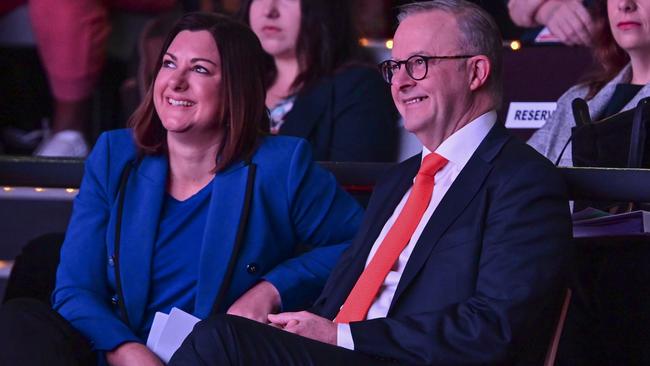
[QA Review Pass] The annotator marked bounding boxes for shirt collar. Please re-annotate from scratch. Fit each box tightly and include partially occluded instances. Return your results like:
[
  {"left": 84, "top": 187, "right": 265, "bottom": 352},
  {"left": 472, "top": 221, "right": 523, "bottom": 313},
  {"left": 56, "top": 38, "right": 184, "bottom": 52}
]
[{"left": 422, "top": 110, "right": 497, "bottom": 168}]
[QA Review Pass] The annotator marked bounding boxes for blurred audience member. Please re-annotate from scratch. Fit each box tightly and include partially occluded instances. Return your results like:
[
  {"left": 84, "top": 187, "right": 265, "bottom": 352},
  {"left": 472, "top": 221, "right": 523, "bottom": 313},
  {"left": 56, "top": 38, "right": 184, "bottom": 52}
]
[
  {"left": 0, "top": 12, "right": 361, "bottom": 365},
  {"left": 529, "top": 0, "right": 650, "bottom": 166},
  {"left": 0, "top": 0, "right": 178, "bottom": 157},
  {"left": 240, "top": 0, "right": 398, "bottom": 162},
  {"left": 530, "top": 3, "right": 650, "bottom": 362},
  {"left": 508, "top": 0, "right": 596, "bottom": 45}
]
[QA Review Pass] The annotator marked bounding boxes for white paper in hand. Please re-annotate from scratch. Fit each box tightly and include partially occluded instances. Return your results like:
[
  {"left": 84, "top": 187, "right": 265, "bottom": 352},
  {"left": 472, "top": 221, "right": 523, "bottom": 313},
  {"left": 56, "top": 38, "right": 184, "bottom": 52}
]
[
  {"left": 150, "top": 308, "right": 200, "bottom": 363},
  {"left": 146, "top": 312, "right": 169, "bottom": 350}
]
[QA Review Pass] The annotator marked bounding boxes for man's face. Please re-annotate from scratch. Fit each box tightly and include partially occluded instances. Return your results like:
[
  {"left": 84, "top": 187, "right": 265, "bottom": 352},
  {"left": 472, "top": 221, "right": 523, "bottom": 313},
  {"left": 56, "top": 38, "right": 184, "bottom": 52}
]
[{"left": 391, "top": 11, "right": 473, "bottom": 148}]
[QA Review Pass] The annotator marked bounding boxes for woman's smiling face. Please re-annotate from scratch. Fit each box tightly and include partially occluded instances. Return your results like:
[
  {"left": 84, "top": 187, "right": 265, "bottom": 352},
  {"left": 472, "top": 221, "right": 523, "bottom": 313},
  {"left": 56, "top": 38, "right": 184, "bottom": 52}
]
[{"left": 153, "top": 30, "right": 223, "bottom": 136}]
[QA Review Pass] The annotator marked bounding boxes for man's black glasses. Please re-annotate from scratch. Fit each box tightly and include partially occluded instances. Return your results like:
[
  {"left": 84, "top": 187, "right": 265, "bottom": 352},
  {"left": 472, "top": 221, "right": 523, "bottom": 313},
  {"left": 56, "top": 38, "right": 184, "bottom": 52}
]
[{"left": 378, "top": 54, "right": 475, "bottom": 84}]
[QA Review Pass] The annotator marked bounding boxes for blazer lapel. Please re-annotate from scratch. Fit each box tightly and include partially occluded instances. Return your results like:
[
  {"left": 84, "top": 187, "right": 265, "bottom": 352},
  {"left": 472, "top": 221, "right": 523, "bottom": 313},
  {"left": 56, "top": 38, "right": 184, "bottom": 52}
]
[
  {"left": 389, "top": 125, "right": 510, "bottom": 310},
  {"left": 280, "top": 78, "right": 333, "bottom": 139},
  {"left": 194, "top": 161, "right": 249, "bottom": 317},
  {"left": 119, "top": 155, "right": 167, "bottom": 330}
]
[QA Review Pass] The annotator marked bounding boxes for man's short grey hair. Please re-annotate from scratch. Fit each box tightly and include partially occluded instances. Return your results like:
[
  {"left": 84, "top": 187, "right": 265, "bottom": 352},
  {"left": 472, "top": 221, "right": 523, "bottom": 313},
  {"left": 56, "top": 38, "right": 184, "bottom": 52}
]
[{"left": 397, "top": 0, "right": 503, "bottom": 106}]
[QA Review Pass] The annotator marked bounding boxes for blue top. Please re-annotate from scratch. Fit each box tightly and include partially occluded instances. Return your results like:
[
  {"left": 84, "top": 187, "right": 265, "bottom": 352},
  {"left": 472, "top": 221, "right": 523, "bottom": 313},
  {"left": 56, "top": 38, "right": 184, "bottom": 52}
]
[
  {"left": 53, "top": 130, "right": 363, "bottom": 351},
  {"left": 138, "top": 183, "right": 212, "bottom": 339}
]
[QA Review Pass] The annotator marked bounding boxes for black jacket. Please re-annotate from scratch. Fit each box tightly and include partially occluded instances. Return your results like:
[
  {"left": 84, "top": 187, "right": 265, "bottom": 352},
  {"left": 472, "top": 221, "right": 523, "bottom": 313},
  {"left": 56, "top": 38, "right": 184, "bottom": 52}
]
[{"left": 279, "top": 65, "right": 398, "bottom": 162}]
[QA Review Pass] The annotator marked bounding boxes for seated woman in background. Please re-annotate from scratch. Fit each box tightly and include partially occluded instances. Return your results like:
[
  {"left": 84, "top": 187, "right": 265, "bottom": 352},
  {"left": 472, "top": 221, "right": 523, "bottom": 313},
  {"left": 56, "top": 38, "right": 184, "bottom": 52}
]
[
  {"left": 0, "top": 12, "right": 362, "bottom": 366},
  {"left": 529, "top": 0, "right": 650, "bottom": 166},
  {"left": 529, "top": 2, "right": 650, "bottom": 365},
  {"left": 240, "top": 0, "right": 398, "bottom": 162}
]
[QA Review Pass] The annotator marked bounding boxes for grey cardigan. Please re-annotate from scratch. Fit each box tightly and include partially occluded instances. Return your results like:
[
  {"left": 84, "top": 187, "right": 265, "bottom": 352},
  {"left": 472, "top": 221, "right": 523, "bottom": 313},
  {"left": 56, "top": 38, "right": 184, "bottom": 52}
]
[{"left": 528, "top": 64, "right": 650, "bottom": 167}]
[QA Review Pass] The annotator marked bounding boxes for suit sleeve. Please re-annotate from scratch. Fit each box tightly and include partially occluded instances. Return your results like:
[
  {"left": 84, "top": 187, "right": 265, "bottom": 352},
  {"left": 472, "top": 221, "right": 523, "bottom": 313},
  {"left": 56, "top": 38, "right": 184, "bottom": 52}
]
[
  {"left": 52, "top": 133, "right": 140, "bottom": 351},
  {"left": 328, "top": 67, "right": 398, "bottom": 162},
  {"left": 263, "top": 140, "right": 364, "bottom": 310},
  {"left": 348, "top": 158, "right": 573, "bottom": 365}
]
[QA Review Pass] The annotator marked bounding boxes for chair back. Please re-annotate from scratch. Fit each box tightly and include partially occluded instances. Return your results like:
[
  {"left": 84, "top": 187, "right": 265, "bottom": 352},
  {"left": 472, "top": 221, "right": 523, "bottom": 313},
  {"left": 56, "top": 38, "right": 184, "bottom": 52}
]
[{"left": 543, "top": 288, "right": 572, "bottom": 366}]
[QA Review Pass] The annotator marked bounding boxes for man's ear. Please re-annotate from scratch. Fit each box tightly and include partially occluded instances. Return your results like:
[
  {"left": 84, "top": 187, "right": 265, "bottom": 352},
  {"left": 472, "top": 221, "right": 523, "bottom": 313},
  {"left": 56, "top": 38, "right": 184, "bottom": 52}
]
[{"left": 467, "top": 55, "right": 490, "bottom": 91}]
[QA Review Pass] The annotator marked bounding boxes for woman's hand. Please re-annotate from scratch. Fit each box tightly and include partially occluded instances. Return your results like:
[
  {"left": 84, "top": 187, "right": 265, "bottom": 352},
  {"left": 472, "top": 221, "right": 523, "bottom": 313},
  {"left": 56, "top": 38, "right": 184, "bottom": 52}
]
[
  {"left": 227, "top": 280, "right": 281, "bottom": 323},
  {"left": 106, "top": 342, "right": 163, "bottom": 366},
  {"left": 536, "top": 0, "right": 594, "bottom": 46}
]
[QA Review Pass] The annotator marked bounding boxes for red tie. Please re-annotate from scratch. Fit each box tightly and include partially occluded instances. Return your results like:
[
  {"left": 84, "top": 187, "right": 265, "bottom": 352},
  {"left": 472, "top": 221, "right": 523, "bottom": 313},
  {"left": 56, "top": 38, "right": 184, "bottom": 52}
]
[{"left": 335, "top": 153, "right": 448, "bottom": 323}]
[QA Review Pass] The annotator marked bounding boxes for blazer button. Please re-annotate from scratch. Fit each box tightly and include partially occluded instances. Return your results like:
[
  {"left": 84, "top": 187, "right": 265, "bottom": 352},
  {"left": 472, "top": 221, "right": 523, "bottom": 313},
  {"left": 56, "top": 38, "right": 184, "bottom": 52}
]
[
  {"left": 111, "top": 295, "right": 119, "bottom": 305},
  {"left": 245, "top": 263, "right": 258, "bottom": 274},
  {"left": 108, "top": 257, "right": 115, "bottom": 267}
]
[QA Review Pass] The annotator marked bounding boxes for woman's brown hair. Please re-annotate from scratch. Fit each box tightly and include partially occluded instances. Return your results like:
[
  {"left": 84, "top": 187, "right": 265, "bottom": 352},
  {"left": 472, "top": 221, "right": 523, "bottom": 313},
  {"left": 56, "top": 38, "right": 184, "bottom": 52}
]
[
  {"left": 583, "top": 0, "right": 630, "bottom": 99},
  {"left": 129, "top": 12, "right": 272, "bottom": 172},
  {"left": 238, "top": 0, "right": 360, "bottom": 93}
]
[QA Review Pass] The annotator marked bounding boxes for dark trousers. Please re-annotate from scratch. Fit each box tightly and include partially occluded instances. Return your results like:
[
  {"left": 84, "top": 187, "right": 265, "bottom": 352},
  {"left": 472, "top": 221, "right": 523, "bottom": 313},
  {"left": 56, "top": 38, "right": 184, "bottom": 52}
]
[
  {"left": 169, "top": 314, "right": 398, "bottom": 366},
  {"left": 0, "top": 298, "right": 96, "bottom": 366},
  {"left": 3, "top": 232, "right": 64, "bottom": 304}
]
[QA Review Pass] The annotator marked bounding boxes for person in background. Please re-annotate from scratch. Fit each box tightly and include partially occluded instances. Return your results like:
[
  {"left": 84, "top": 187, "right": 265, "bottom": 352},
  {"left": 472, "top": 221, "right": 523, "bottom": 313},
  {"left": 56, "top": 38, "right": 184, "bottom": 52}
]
[
  {"left": 240, "top": 0, "right": 398, "bottom": 162},
  {"left": 0, "top": 0, "right": 181, "bottom": 157},
  {"left": 0, "top": 12, "right": 362, "bottom": 366},
  {"left": 169, "top": 1, "right": 572, "bottom": 365},
  {"left": 529, "top": 0, "right": 650, "bottom": 166},
  {"left": 529, "top": 1, "right": 650, "bottom": 364},
  {"left": 508, "top": 0, "right": 596, "bottom": 45}
]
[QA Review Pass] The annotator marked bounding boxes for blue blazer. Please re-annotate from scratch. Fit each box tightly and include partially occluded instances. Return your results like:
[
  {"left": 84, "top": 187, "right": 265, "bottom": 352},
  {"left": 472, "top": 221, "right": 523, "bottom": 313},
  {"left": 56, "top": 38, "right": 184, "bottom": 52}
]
[
  {"left": 312, "top": 124, "right": 574, "bottom": 365},
  {"left": 53, "top": 129, "right": 363, "bottom": 351}
]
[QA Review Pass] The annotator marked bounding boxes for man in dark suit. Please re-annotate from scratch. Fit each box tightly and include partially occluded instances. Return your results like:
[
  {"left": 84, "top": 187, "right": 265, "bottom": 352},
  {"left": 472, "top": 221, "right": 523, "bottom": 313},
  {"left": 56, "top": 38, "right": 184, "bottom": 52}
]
[{"left": 170, "top": 1, "right": 572, "bottom": 365}]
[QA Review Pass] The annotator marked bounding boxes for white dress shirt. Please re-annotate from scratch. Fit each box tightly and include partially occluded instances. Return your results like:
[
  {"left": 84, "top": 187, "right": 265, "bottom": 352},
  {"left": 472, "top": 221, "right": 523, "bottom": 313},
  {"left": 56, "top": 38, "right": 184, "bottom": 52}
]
[{"left": 337, "top": 110, "right": 497, "bottom": 349}]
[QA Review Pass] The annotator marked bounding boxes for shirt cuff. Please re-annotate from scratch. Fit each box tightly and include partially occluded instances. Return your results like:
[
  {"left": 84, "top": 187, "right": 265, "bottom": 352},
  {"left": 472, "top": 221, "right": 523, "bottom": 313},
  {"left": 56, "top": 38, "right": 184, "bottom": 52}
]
[{"left": 336, "top": 323, "right": 355, "bottom": 350}]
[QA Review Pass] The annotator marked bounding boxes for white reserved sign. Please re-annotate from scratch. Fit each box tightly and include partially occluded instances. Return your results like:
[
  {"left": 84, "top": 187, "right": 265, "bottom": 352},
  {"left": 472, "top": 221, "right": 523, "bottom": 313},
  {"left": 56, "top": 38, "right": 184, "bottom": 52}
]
[{"left": 505, "top": 102, "right": 557, "bottom": 129}]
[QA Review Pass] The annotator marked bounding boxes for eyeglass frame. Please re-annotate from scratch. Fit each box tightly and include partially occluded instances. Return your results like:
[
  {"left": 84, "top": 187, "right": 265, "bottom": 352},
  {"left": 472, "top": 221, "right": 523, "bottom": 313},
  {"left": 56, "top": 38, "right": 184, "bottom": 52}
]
[{"left": 378, "top": 54, "right": 476, "bottom": 84}]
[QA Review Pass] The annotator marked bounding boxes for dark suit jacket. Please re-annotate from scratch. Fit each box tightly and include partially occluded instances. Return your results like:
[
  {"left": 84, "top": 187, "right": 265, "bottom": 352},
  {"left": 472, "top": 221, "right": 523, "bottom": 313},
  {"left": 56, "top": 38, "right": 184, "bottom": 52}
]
[
  {"left": 312, "top": 123, "right": 573, "bottom": 365},
  {"left": 279, "top": 65, "right": 398, "bottom": 162}
]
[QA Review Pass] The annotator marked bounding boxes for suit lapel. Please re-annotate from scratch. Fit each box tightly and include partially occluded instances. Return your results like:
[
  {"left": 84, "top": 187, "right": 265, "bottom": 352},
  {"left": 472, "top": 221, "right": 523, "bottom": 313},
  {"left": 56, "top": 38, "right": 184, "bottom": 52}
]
[
  {"left": 120, "top": 155, "right": 167, "bottom": 330},
  {"left": 324, "top": 156, "right": 420, "bottom": 315},
  {"left": 194, "top": 161, "right": 248, "bottom": 317},
  {"left": 389, "top": 125, "right": 510, "bottom": 310},
  {"left": 356, "top": 155, "right": 421, "bottom": 264}
]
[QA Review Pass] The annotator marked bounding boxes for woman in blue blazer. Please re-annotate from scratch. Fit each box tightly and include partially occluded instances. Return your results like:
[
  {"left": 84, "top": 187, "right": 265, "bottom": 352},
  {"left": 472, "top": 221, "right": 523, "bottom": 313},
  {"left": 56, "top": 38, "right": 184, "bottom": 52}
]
[{"left": 0, "top": 13, "right": 362, "bottom": 366}]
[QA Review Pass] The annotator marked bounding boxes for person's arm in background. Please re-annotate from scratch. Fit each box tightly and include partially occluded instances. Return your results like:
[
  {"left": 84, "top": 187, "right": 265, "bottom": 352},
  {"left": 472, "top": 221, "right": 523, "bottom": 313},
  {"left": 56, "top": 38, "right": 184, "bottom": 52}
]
[
  {"left": 508, "top": 0, "right": 595, "bottom": 45},
  {"left": 508, "top": 0, "right": 547, "bottom": 27}
]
